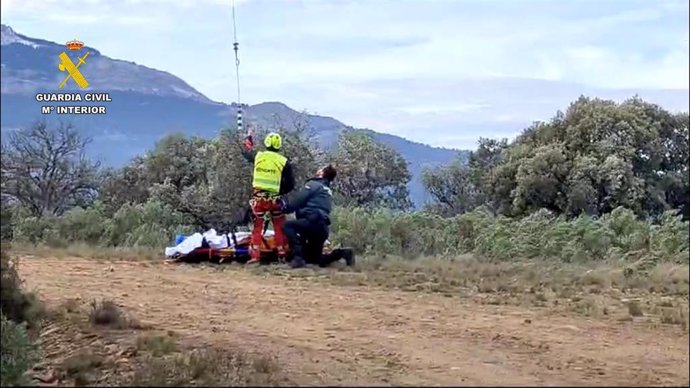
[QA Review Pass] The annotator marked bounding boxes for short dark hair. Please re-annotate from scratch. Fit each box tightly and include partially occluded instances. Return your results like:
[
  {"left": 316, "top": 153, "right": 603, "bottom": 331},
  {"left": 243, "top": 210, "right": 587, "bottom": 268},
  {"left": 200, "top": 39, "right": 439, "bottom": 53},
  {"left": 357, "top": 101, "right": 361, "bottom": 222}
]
[{"left": 322, "top": 164, "right": 337, "bottom": 181}]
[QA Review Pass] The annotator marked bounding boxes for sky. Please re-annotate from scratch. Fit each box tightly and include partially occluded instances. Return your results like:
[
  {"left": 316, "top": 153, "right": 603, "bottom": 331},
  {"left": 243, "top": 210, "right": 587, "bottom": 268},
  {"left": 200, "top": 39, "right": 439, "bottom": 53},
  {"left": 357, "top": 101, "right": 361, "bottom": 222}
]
[{"left": 2, "top": 0, "right": 689, "bottom": 150}]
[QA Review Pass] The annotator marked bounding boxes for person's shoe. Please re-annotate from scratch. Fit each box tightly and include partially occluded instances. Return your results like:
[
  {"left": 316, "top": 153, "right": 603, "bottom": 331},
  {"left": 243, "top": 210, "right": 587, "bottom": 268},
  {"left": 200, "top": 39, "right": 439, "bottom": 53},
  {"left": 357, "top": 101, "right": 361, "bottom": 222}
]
[
  {"left": 343, "top": 249, "right": 355, "bottom": 266},
  {"left": 290, "top": 256, "right": 306, "bottom": 269}
]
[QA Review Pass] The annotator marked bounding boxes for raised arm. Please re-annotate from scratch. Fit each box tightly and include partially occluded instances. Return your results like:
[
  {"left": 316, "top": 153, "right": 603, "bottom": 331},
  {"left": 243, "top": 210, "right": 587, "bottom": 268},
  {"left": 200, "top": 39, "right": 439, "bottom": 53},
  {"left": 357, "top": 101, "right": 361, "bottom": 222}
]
[{"left": 241, "top": 134, "right": 257, "bottom": 163}]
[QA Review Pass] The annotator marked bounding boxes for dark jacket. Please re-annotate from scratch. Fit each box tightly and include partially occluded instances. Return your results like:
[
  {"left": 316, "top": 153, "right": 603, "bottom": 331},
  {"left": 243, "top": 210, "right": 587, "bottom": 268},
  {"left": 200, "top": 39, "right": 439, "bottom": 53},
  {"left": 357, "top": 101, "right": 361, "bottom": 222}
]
[
  {"left": 241, "top": 141, "right": 295, "bottom": 196},
  {"left": 282, "top": 177, "right": 333, "bottom": 224}
]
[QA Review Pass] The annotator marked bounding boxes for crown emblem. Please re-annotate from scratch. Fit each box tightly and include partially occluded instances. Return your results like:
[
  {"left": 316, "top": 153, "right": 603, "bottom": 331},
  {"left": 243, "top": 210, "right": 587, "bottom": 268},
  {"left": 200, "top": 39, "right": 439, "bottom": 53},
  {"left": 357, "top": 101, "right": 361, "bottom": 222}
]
[{"left": 66, "top": 39, "right": 84, "bottom": 51}]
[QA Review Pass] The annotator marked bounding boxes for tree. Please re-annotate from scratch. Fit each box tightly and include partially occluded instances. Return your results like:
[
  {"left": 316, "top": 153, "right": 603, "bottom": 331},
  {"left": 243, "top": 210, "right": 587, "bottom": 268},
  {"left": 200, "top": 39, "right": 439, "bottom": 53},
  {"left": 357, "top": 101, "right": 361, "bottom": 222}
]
[
  {"left": 256, "top": 112, "right": 322, "bottom": 184},
  {"left": 423, "top": 95, "right": 690, "bottom": 219},
  {"left": 511, "top": 143, "right": 571, "bottom": 214},
  {"left": 422, "top": 160, "right": 480, "bottom": 216},
  {"left": 99, "top": 121, "right": 323, "bottom": 231},
  {"left": 101, "top": 132, "right": 247, "bottom": 230},
  {"left": 330, "top": 131, "right": 412, "bottom": 210},
  {"left": 98, "top": 159, "right": 150, "bottom": 214},
  {"left": 423, "top": 138, "right": 508, "bottom": 216},
  {"left": 0, "top": 121, "right": 101, "bottom": 217}
]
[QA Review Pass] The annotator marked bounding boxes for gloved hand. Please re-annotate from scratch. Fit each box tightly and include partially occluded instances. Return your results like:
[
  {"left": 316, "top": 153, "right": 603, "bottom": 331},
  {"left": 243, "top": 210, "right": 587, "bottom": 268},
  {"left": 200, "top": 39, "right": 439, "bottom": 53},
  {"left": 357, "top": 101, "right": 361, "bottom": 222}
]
[
  {"left": 276, "top": 197, "right": 287, "bottom": 212},
  {"left": 243, "top": 135, "right": 253, "bottom": 150}
]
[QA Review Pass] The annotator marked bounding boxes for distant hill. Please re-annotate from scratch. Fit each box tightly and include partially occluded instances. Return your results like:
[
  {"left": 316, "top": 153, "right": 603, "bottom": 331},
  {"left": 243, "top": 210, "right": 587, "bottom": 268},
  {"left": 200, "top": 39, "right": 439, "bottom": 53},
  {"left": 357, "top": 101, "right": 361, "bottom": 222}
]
[{"left": 0, "top": 24, "right": 468, "bottom": 207}]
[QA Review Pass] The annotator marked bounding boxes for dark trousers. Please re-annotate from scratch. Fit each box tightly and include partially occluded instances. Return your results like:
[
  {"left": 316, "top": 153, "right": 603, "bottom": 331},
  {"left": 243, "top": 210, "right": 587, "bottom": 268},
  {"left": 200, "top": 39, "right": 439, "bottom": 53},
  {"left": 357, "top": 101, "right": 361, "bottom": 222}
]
[{"left": 282, "top": 217, "right": 329, "bottom": 263}]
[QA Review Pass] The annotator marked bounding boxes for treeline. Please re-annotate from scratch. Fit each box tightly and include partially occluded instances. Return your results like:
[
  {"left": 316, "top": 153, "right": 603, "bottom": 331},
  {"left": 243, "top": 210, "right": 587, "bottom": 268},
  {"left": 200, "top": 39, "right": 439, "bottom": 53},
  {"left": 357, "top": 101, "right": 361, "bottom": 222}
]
[
  {"left": 423, "top": 96, "right": 689, "bottom": 220},
  {"left": 0, "top": 95, "right": 688, "bottom": 263}
]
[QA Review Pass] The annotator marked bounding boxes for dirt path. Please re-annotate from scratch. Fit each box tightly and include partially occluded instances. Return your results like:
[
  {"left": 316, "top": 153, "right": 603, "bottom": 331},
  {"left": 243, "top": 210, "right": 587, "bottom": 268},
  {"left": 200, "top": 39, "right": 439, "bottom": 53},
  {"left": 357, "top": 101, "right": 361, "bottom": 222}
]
[{"left": 18, "top": 257, "right": 690, "bottom": 386}]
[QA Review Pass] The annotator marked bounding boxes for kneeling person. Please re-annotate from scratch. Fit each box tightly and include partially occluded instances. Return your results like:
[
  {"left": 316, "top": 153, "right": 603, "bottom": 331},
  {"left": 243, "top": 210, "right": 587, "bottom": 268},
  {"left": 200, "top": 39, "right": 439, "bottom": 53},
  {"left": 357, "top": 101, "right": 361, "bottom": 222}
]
[{"left": 279, "top": 165, "right": 337, "bottom": 268}]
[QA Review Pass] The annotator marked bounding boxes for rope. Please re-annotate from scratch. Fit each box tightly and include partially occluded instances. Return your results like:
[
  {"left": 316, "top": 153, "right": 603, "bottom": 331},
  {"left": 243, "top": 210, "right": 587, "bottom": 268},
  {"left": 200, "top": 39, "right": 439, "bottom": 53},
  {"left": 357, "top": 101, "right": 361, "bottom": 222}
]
[{"left": 231, "top": 0, "right": 244, "bottom": 134}]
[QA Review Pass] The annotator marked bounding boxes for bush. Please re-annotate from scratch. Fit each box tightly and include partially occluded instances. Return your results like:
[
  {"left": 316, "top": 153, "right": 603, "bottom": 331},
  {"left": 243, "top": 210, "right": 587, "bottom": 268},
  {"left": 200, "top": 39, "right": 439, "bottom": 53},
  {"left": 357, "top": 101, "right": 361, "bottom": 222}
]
[
  {"left": 7, "top": 199, "right": 195, "bottom": 249},
  {"left": 12, "top": 214, "right": 59, "bottom": 246},
  {"left": 1, "top": 250, "right": 43, "bottom": 327},
  {"left": 0, "top": 250, "right": 41, "bottom": 387},
  {"left": 330, "top": 206, "right": 689, "bottom": 263},
  {"left": 1, "top": 313, "right": 38, "bottom": 387},
  {"left": 651, "top": 210, "right": 690, "bottom": 263},
  {"left": 1, "top": 201, "right": 15, "bottom": 241},
  {"left": 56, "top": 202, "right": 110, "bottom": 245},
  {"left": 103, "top": 200, "right": 195, "bottom": 248},
  {"left": 6, "top": 191, "right": 689, "bottom": 265}
]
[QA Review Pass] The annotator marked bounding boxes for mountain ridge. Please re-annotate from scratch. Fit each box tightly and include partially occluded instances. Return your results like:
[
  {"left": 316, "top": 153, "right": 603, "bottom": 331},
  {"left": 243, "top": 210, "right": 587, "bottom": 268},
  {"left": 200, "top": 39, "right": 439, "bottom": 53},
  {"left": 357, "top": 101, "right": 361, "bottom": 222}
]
[{"left": 0, "top": 23, "right": 468, "bottom": 207}]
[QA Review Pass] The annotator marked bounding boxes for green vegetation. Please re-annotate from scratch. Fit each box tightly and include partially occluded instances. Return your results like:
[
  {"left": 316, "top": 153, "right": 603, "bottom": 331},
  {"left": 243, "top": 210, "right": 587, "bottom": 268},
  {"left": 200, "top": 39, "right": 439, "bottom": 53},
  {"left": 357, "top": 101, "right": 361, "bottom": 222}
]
[
  {"left": 5, "top": 96, "right": 687, "bottom": 321},
  {"left": 1, "top": 314, "right": 38, "bottom": 387},
  {"left": 2, "top": 96, "right": 687, "bottom": 265},
  {"left": 423, "top": 96, "right": 688, "bottom": 220},
  {"left": 331, "top": 205, "right": 688, "bottom": 263},
  {"left": 1, "top": 96, "right": 688, "bottom": 384},
  {"left": 1, "top": 250, "right": 43, "bottom": 386}
]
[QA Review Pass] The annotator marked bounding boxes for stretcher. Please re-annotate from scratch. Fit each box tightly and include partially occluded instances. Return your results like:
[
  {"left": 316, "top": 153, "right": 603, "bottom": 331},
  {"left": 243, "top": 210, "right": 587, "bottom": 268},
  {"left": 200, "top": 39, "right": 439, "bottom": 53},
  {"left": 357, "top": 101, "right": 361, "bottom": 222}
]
[{"left": 163, "top": 228, "right": 355, "bottom": 267}]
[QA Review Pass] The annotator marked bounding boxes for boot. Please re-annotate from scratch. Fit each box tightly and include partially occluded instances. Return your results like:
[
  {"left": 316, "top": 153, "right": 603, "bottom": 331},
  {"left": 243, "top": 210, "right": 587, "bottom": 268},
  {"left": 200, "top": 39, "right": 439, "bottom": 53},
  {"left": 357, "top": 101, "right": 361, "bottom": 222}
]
[{"left": 290, "top": 256, "right": 306, "bottom": 269}]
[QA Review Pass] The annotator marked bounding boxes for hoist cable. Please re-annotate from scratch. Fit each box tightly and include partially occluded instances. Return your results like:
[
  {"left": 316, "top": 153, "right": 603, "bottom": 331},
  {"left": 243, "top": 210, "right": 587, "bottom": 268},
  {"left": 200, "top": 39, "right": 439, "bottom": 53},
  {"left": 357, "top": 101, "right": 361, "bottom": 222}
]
[{"left": 231, "top": 0, "right": 244, "bottom": 134}]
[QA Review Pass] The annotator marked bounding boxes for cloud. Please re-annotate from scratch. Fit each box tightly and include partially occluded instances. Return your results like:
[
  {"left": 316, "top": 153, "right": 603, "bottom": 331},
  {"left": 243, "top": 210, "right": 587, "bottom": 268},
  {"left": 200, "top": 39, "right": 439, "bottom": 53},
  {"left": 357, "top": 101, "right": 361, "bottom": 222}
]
[
  {"left": 2, "top": 0, "right": 688, "bottom": 149},
  {"left": 398, "top": 104, "right": 492, "bottom": 115},
  {"left": 38, "top": 13, "right": 154, "bottom": 25}
]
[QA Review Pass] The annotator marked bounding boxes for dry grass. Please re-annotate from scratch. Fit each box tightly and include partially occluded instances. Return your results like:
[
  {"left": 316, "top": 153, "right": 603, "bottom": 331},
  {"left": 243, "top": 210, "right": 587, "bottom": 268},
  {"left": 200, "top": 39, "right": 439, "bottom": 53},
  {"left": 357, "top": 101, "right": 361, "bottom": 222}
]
[
  {"left": 128, "top": 347, "right": 285, "bottom": 387},
  {"left": 256, "top": 254, "right": 689, "bottom": 326},
  {"left": 10, "top": 245, "right": 690, "bottom": 328},
  {"left": 627, "top": 300, "right": 644, "bottom": 317},
  {"left": 26, "top": 292, "right": 288, "bottom": 387},
  {"left": 88, "top": 299, "right": 141, "bottom": 329},
  {"left": 60, "top": 350, "right": 104, "bottom": 377},
  {"left": 327, "top": 255, "right": 688, "bottom": 296},
  {"left": 11, "top": 243, "right": 160, "bottom": 263},
  {"left": 5, "top": 246, "right": 288, "bottom": 386},
  {"left": 136, "top": 332, "right": 179, "bottom": 356}
]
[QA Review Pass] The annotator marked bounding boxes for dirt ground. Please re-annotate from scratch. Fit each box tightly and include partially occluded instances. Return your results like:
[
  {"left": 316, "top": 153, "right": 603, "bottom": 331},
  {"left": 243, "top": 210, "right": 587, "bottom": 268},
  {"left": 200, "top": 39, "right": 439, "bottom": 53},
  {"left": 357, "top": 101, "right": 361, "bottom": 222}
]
[{"left": 18, "top": 256, "right": 690, "bottom": 386}]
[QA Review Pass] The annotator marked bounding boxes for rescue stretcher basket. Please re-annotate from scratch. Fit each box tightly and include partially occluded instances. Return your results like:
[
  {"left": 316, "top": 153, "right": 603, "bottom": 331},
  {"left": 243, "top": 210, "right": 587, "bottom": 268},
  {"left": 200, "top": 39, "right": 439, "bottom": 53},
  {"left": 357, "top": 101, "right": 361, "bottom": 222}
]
[{"left": 164, "top": 229, "right": 355, "bottom": 267}]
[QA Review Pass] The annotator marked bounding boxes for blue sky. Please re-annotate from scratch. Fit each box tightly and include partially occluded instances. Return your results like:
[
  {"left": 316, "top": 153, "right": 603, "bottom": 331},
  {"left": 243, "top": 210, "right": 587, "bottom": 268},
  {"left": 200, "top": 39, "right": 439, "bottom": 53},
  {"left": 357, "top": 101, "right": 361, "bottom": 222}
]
[{"left": 2, "top": 0, "right": 688, "bottom": 149}]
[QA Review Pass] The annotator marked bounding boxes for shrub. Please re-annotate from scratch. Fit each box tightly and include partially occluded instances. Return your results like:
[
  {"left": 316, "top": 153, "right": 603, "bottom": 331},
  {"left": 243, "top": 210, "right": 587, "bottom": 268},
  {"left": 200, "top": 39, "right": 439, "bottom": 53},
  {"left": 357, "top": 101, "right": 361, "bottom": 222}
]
[
  {"left": 0, "top": 250, "right": 43, "bottom": 327},
  {"left": 7, "top": 195, "right": 689, "bottom": 265},
  {"left": 88, "top": 299, "right": 130, "bottom": 329},
  {"left": 12, "top": 214, "right": 59, "bottom": 246},
  {"left": 103, "top": 200, "right": 195, "bottom": 248},
  {"left": 56, "top": 202, "right": 109, "bottom": 245},
  {"left": 0, "top": 250, "right": 41, "bottom": 387},
  {"left": 1, "top": 313, "right": 38, "bottom": 387},
  {"left": 329, "top": 206, "right": 689, "bottom": 263}
]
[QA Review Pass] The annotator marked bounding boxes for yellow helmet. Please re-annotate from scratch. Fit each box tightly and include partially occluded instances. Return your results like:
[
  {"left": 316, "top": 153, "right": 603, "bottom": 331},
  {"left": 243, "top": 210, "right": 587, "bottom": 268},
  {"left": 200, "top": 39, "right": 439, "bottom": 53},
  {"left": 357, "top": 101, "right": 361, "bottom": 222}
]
[{"left": 264, "top": 132, "right": 282, "bottom": 150}]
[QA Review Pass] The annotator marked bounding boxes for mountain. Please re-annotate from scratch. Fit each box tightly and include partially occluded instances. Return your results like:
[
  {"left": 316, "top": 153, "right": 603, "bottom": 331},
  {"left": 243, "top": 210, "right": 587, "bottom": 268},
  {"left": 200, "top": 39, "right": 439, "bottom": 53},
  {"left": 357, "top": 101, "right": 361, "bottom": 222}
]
[{"left": 0, "top": 24, "right": 467, "bottom": 207}]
